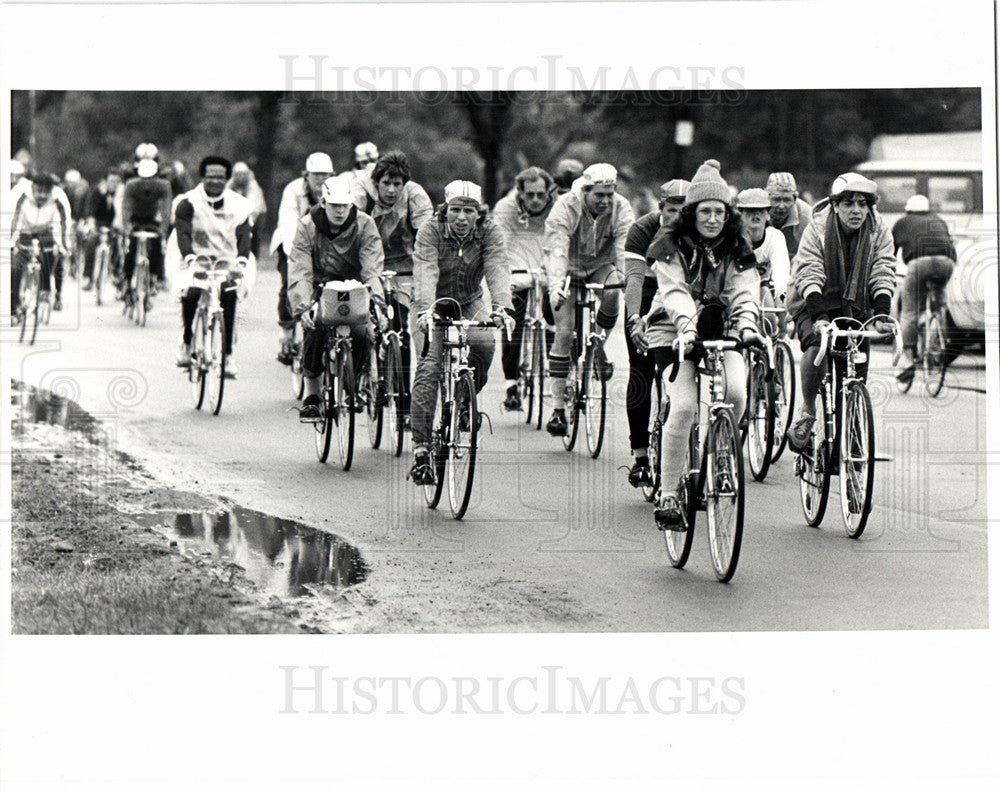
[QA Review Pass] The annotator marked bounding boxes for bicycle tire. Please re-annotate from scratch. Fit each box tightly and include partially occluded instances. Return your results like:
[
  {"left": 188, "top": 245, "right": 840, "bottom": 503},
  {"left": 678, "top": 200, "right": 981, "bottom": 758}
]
[
  {"left": 898, "top": 328, "right": 919, "bottom": 394},
  {"left": 521, "top": 321, "right": 535, "bottom": 425},
  {"left": 94, "top": 246, "right": 109, "bottom": 306},
  {"left": 798, "top": 393, "right": 832, "bottom": 527},
  {"left": 746, "top": 352, "right": 775, "bottom": 482},
  {"left": 840, "top": 380, "right": 876, "bottom": 539},
  {"left": 207, "top": 313, "right": 226, "bottom": 415},
  {"left": 770, "top": 340, "right": 796, "bottom": 461},
  {"left": 664, "top": 422, "right": 698, "bottom": 568},
  {"left": 562, "top": 351, "right": 581, "bottom": 451},
  {"left": 291, "top": 325, "right": 305, "bottom": 400},
  {"left": 584, "top": 342, "right": 608, "bottom": 459},
  {"left": 534, "top": 324, "right": 547, "bottom": 431},
  {"left": 643, "top": 376, "right": 664, "bottom": 502},
  {"left": 448, "top": 370, "right": 479, "bottom": 519},
  {"left": 384, "top": 336, "right": 405, "bottom": 457},
  {"left": 190, "top": 310, "right": 207, "bottom": 410},
  {"left": 424, "top": 386, "right": 447, "bottom": 509},
  {"left": 315, "top": 358, "right": 334, "bottom": 463},
  {"left": 363, "top": 343, "right": 384, "bottom": 449},
  {"left": 706, "top": 407, "right": 744, "bottom": 583},
  {"left": 924, "top": 311, "right": 947, "bottom": 398},
  {"left": 335, "top": 348, "right": 355, "bottom": 471}
]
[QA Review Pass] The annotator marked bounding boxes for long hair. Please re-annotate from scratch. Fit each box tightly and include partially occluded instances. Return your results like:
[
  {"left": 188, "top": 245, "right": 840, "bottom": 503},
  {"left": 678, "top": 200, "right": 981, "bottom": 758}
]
[{"left": 671, "top": 201, "right": 745, "bottom": 258}]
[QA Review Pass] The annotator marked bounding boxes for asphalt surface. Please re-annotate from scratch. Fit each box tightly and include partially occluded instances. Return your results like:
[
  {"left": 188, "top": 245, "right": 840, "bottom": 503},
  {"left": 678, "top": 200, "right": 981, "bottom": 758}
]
[{"left": 5, "top": 267, "right": 990, "bottom": 632}]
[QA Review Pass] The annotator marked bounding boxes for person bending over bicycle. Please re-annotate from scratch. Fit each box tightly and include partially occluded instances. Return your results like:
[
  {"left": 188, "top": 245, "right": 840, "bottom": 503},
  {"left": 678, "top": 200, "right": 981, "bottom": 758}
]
[
  {"left": 122, "top": 156, "right": 172, "bottom": 308},
  {"left": 623, "top": 178, "right": 689, "bottom": 486},
  {"left": 171, "top": 156, "right": 254, "bottom": 377},
  {"left": 10, "top": 172, "right": 68, "bottom": 318},
  {"left": 784, "top": 173, "right": 896, "bottom": 453},
  {"left": 492, "top": 165, "right": 558, "bottom": 410},
  {"left": 736, "top": 188, "right": 790, "bottom": 335},
  {"left": 81, "top": 168, "right": 123, "bottom": 290},
  {"left": 408, "top": 180, "right": 514, "bottom": 485},
  {"left": 891, "top": 194, "right": 957, "bottom": 385},
  {"left": 351, "top": 150, "right": 434, "bottom": 421},
  {"left": 543, "top": 163, "right": 635, "bottom": 436},
  {"left": 631, "top": 159, "right": 763, "bottom": 529},
  {"left": 288, "top": 174, "right": 387, "bottom": 420}
]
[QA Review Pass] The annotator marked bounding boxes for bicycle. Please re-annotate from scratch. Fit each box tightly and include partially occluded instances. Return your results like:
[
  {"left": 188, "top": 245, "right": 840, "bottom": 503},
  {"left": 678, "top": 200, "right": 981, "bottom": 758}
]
[
  {"left": 510, "top": 269, "right": 550, "bottom": 430},
  {"left": 186, "top": 255, "right": 244, "bottom": 415},
  {"left": 289, "top": 321, "right": 305, "bottom": 400},
  {"left": 661, "top": 336, "right": 754, "bottom": 583},
  {"left": 559, "top": 275, "right": 625, "bottom": 459},
  {"left": 896, "top": 277, "right": 948, "bottom": 398},
  {"left": 305, "top": 280, "right": 370, "bottom": 472},
  {"left": 794, "top": 316, "right": 902, "bottom": 538},
  {"left": 357, "top": 285, "right": 391, "bottom": 452},
  {"left": 14, "top": 239, "right": 53, "bottom": 345},
  {"left": 742, "top": 308, "right": 786, "bottom": 482},
  {"left": 372, "top": 270, "right": 407, "bottom": 457},
  {"left": 124, "top": 230, "right": 158, "bottom": 326},
  {"left": 92, "top": 226, "right": 113, "bottom": 306},
  {"left": 763, "top": 306, "right": 797, "bottom": 465},
  {"left": 421, "top": 298, "right": 509, "bottom": 520}
]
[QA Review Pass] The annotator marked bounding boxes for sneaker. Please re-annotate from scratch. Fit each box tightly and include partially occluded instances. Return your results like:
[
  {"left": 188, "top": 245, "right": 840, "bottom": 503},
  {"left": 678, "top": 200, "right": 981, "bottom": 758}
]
[
  {"left": 596, "top": 356, "right": 614, "bottom": 382},
  {"left": 408, "top": 452, "right": 435, "bottom": 486},
  {"left": 654, "top": 494, "right": 687, "bottom": 532},
  {"left": 175, "top": 343, "right": 191, "bottom": 368},
  {"left": 224, "top": 357, "right": 238, "bottom": 380},
  {"left": 786, "top": 415, "right": 815, "bottom": 454},
  {"left": 53, "top": 295, "right": 63, "bottom": 311},
  {"left": 504, "top": 384, "right": 522, "bottom": 411},
  {"left": 546, "top": 409, "right": 568, "bottom": 436},
  {"left": 627, "top": 458, "right": 653, "bottom": 488},
  {"left": 896, "top": 364, "right": 915, "bottom": 386},
  {"left": 298, "top": 394, "right": 322, "bottom": 421},
  {"left": 277, "top": 340, "right": 296, "bottom": 366}
]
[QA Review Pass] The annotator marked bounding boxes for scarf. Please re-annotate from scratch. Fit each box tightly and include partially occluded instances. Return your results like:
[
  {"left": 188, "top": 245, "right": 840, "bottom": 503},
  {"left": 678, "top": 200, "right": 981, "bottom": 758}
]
[{"left": 823, "top": 210, "right": 873, "bottom": 312}]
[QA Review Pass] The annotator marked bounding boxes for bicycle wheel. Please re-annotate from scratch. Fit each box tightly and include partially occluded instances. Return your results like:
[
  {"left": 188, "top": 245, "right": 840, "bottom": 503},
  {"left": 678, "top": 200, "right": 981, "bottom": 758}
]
[
  {"left": 664, "top": 423, "right": 698, "bottom": 568},
  {"left": 335, "top": 348, "right": 355, "bottom": 471},
  {"left": 448, "top": 370, "right": 479, "bottom": 519},
  {"left": 746, "top": 352, "right": 775, "bottom": 482},
  {"left": 897, "top": 327, "right": 920, "bottom": 394},
  {"left": 384, "top": 336, "right": 405, "bottom": 457},
  {"left": 522, "top": 321, "right": 536, "bottom": 425},
  {"left": 424, "top": 386, "right": 447, "bottom": 509},
  {"left": 562, "top": 350, "right": 581, "bottom": 451},
  {"left": 840, "top": 380, "right": 876, "bottom": 539},
  {"left": 583, "top": 342, "right": 608, "bottom": 459},
  {"left": 362, "top": 344, "right": 383, "bottom": 449},
  {"left": 770, "top": 340, "right": 796, "bottom": 462},
  {"left": 207, "top": 312, "right": 226, "bottom": 415},
  {"left": 643, "top": 376, "right": 664, "bottom": 502},
  {"left": 134, "top": 284, "right": 147, "bottom": 326},
  {"left": 534, "top": 324, "right": 547, "bottom": 430},
  {"left": 190, "top": 311, "right": 207, "bottom": 410},
  {"left": 705, "top": 407, "right": 744, "bottom": 583},
  {"left": 924, "top": 311, "right": 947, "bottom": 398},
  {"left": 290, "top": 326, "right": 305, "bottom": 400},
  {"left": 94, "top": 248, "right": 108, "bottom": 306},
  {"left": 315, "top": 360, "right": 334, "bottom": 463},
  {"left": 798, "top": 394, "right": 832, "bottom": 527}
]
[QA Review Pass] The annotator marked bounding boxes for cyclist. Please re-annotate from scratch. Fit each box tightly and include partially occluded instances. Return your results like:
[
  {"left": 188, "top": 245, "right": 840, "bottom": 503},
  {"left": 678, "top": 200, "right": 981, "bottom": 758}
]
[
  {"left": 736, "top": 188, "right": 790, "bottom": 334},
  {"left": 11, "top": 170, "right": 74, "bottom": 310},
  {"left": 351, "top": 150, "right": 434, "bottom": 422},
  {"left": 407, "top": 180, "right": 514, "bottom": 485},
  {"left": 9, "top": 172, "right": 69, "bottom": 319},
  {"left": 891, "top": 194, "right": 957, "bottom": 385},
  {"left": 352, "top": 142, "right": 379, "bottom": 177},
  {"left": 492, "top": 165, "right": 557, "bottom": 410},
  {"left": 81, "top": 168, "right": 123, "bottom": 290},
  {"left": 171, "top": 156, "right": 254, "bottom": 379},
  {"left": 552, "top": 158, "right": 584, "bottom": 196},
  {"left": 287, "top": 174, "right": 386, "bottom": 420},
  {"left": 623, "top": 178, "right": 689, "bottom": 487},
  {"left": 121, "top": 156, "right": 172, "bottom": 309},
  {"left": 631, "top": 159, "right": 762, "bottom": 529},
  {"left": 784, "top": 172, "right": 896, "bottom": 456},
  {"left": 271, "top": 152, "right": 334, "bottom": 365},
  {"left": 765, "top": 171, "right": 813, "bottom": 257},
  {"left": 542, "top": 162, "right": 635, "bottom": 437},
  {"left": 227, "top": 162, "right": 268, "bottom": 257}
]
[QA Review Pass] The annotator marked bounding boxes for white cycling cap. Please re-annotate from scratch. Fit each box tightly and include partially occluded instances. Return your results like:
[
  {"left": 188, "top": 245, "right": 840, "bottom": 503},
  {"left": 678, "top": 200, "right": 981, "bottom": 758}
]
[
  {"left": 582, "top": 163, "right": 618, "bottom": 187},
  {"left": 736, "top": 188, "right": 771, "bottom": 209},
  {"left": 354, "top": 141, "right": 379, "bottom": 161},
  {"left": 321, "top": 174, "right": 354, "bottom": 204},
  {"left": 905, "top": 194, "right": 930, "bottom": 213},
  {"left": 136, "top": 158, "right": 159, "bottom": 178},
  {"left": 444, "top": 180, "right": 483, "bottom": 206},
  {"left": 305, "top": 152, "right": 334, "bottom": 173},
  {"left": 830, "top": 172, "right": 878, "bottom": 198}
]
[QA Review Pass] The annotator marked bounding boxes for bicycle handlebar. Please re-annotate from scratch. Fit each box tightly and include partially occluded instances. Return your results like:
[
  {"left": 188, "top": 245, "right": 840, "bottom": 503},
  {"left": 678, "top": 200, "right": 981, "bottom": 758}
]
[{"left": 814, "top": 317, "right": 902, "bottom": 367}]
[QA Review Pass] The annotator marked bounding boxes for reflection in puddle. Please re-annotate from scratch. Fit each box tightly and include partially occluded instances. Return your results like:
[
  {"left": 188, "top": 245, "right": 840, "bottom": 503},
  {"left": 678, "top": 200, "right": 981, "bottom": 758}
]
[
  {"left": 13, "top": 381, "right": 102, "bottom": 441},
  {"left": 133, "top": 506, "right": 368, "bottom": 597}
]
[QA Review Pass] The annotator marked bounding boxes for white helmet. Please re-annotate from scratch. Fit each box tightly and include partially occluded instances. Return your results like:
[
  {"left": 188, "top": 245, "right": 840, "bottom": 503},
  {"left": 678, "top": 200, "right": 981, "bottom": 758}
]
[
  {"left": 64, "top": 169, "right": 81, "bottom": 184},
  {"left": 321, "top": 175, "right": 354, "bottom": 204},
  {"left": 305, "top": 152, "right": 334, "bottom": 174},
  {"left": 904, "top": 194, "right": 930, "bottom": 213},
  {"left": 135, "top": 142, "right": 159, "bottom": 161},
  {"left": 136, "top": 159, "right": 159, "bottom": 178}
]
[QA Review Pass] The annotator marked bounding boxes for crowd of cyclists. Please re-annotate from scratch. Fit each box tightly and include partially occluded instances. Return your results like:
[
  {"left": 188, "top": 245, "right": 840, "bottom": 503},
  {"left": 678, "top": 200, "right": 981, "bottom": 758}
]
[{"left": 7, "top": 136, "right": 970, "bottom": 536}]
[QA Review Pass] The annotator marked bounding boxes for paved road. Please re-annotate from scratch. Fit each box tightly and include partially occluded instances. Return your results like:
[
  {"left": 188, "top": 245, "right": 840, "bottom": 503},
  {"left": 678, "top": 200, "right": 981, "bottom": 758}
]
[{"left": 5, "top": 267, "right": 990, "bottom": 632}]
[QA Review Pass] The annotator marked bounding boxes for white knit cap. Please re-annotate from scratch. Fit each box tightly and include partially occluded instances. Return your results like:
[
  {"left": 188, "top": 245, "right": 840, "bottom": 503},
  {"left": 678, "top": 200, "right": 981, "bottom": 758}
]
[
  {"left": 444, "top": 180, "right": 483, "bottom": 205},
  {"left": 321, "top": 174, "right": 354, "bottom": 204},
  {"left": 830, "top": 172, "right": 878, "bottom": 198},
  {"left": 354, "top": 142, "right": 379, "bottom": 161},
  {"left": 305, "top": 152, "right": 334, "bottom": 173}
]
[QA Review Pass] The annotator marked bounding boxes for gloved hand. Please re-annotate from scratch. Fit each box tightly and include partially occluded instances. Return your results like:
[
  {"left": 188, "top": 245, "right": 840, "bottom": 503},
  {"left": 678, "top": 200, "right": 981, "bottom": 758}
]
[
  {"left": 812, "top": 318, "right": 831, "bottom": 340},
  {"left": 805, "top": 291, "right": 828, "bottom": 323},
  {"left": 740, "top": 327, "right": 765, "bottom": 347},
  {"left": 672, "top": 329, "right": 697, "bottom": 358},
  {"left": 299, "top": 309, "right": 316, "bottom": 331},
  {"left": 548, "top": 285, "right": 566, "bottom": 311},
  {"left": 871, "top": 293, "right": 894, "bottom": 333},
  {"left": 627, "top": 314, "right": 648, "bottom": 353}
]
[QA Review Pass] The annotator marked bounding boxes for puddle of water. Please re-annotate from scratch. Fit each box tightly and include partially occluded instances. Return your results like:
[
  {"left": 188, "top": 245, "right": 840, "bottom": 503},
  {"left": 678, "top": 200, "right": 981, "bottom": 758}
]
[
  {"left": 12, "top": 380, "right": 103, "bottom": 443},
  {"left": 132, "top": 506, "right": 368, "bottom": 597}
]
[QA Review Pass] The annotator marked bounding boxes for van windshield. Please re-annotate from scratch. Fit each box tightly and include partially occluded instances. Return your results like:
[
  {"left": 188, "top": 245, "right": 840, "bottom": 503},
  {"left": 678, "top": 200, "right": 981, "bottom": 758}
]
[{"left": 874, "top": 176, "right": 917, "bottom": 213}]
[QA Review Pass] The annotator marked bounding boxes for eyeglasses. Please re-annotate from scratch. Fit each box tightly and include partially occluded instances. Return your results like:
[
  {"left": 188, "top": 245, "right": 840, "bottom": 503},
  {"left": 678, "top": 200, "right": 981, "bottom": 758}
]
[{"left": 522, "top": 191, "right": 549, "bottom": 200}]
